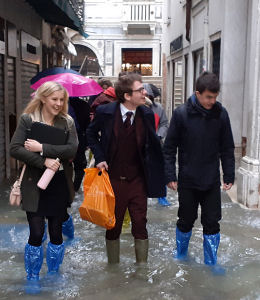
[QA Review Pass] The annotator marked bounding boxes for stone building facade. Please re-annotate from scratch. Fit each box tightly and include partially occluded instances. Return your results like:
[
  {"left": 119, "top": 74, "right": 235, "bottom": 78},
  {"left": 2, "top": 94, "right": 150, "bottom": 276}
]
[
  {"left": 0, "top": 0, "right": 85, "bottom": 180},
  {"left": 162, "top": 0, "right": 260, "bottom": 209},
  {"left": 70, "top": 0, "right": 163, "bottom": 79}
]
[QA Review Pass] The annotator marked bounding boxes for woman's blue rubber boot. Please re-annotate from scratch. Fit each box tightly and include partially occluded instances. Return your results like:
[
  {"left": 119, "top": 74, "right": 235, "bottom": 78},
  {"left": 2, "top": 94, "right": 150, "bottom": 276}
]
[
  {"left": 24, "top": 243, "right": 43, "bottom": 294},
  {"left": 173, "top": 227, "right": 192, "bottom": 260},
  {"left": 62, "top": 215, "right": 74, "bottom": 240},
  {"left": 46, "top": 242, "right": 65, "bottom": 274},
  {"left": 203, "top": 233, "right": 225, "bottom": 275}
]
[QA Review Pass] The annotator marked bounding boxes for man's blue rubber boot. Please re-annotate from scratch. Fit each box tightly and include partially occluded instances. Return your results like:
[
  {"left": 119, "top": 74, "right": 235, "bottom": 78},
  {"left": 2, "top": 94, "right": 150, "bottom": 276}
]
[
  {"left": 173, "top": 227, "right": 192, "bottom": 260},
  {"left": 24, "top": 243, "right": 43, "bottom": 294},
  {"left": 203, "top": 233, "right": 225, "bottom": 275},
  {"left": 46, "top": 242, "right": 65, "bottom": 274},
  {"left": 158, "top": 197, "right": 171, "bottom": 206},
  {"left": 62, "top": 215, "right": 74, "bottom": 240}
]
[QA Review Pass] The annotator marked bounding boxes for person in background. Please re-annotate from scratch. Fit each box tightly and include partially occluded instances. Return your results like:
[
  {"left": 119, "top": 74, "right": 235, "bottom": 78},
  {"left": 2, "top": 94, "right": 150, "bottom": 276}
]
[
  {"left": 143, "top": 83, "right": 170, "bottom": 207},
  {"left": 163, "top": 72, "right": 235, "bottom": 274},
  {"left": 89, "top": 78, "right": 113, "bottom": 119},
  {"left": 90, "top": 86, "right": 117, "bottom": 119},
  {"left": 69, "top": 97, "right": 91, "bottom": 192},
  {"left": 87, "top": 73, "right": 165, "bottom": 264},
  {"left": 10, "top": 81, "right": 78, "bottom": 293},
  {"left": 97, "top": 78, "right": 113, "bottom": 91}
]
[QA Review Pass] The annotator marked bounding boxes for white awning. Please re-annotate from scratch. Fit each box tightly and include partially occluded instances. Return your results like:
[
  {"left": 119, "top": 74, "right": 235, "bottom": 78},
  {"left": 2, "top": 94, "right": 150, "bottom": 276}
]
[{"left": 68, "top": 42, "right": 77, "bottom": 56}]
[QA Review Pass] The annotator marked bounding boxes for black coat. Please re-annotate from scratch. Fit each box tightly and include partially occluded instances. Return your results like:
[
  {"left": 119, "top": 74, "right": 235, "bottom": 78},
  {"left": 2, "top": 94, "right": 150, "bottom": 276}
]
[
  {"left": 86, "top": 102, "right": 166, "bottom": 197},
  {"left": 10, "top": 114, "right": 78, "bottom": 212},
  {"left": 163, "top": 95, "right": 235, "bottom": 190}
]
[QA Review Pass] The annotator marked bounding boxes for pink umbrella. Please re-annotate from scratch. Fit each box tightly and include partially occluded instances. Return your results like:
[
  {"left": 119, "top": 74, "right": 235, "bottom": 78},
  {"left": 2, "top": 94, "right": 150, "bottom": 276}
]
[{"left": 30, "top": 73, "right": 103, "bottom": 97}]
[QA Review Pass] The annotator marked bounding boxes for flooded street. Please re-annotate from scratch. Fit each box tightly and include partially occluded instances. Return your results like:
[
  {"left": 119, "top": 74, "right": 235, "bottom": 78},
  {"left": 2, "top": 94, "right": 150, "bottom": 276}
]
[{"left": 0, "top": 182, "right": 259, "bottom": 300}]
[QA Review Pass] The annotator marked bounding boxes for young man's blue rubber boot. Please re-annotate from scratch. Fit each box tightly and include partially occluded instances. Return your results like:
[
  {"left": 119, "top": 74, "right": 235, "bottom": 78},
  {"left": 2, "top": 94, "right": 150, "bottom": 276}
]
[
  {"left": 62, "top": 215, "right": 74, "bottom": 240},
  {"left": 158, "top": 197, "right": 171, "bottom": 206},
  {"left": 46, "top": 242, "right": 65, "bottom": 275},
  {"left": 203, "top": 233, "right": 225, "bottom": 275},
  {"left": 24, "top": 243, "right": 43, "bottom": 294},
  {"left": 173, "top": 227, "right": 192, "bottom": 260}
]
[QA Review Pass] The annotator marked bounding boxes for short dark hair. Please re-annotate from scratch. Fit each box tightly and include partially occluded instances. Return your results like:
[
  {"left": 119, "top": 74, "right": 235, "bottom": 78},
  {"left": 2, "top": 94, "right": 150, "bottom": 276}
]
[
  {"left": 195, "top": 72, "right": 220, "bottom": 94},
  {"left": 97, "top": 78, "right": 113, "bottom": 89},
  {"left": 118, "top": 71, "right": 129, "bottom": 78},
  {"left": 115, "top": 73, "right": 142, "bottom": 103}
]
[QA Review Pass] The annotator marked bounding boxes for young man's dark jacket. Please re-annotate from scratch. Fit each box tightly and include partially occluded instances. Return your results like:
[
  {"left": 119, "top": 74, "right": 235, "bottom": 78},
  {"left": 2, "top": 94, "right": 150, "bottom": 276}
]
[
  {"left": 163, "top": 94, "right": 235, "bottom": 190},
  {"left": 86, "top": 101, "right": 166, "bottom": 197}
]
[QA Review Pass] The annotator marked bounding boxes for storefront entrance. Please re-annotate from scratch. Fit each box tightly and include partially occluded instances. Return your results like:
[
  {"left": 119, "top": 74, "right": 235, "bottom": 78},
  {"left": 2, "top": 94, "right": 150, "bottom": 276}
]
[{"left": 122, "top": 48, "right": 152, "bottom": 76}]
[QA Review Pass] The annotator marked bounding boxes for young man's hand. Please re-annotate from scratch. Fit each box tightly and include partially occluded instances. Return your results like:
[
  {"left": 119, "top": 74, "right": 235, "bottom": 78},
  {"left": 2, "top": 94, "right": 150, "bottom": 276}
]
[
  {"left": 223, "top": 183, "right": 233, "bottom": 190},
  {"left": 167, "top": 181, "right": 178, "bottom": 190},
  {"left": 96, "top": 161, "right": 108, "bottom": 171}
]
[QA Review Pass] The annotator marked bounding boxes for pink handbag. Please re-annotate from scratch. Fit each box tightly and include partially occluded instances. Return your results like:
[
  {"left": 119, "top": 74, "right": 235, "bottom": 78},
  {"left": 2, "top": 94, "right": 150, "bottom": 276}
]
[{"left": 9, "top": 165, "right": 26, "bottom": 206}]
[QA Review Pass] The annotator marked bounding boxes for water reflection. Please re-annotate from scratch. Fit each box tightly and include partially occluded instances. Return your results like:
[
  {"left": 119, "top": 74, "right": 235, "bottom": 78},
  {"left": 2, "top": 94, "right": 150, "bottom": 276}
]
[{"left": 0, "top": 189, "right": 259, "bottom": 299}]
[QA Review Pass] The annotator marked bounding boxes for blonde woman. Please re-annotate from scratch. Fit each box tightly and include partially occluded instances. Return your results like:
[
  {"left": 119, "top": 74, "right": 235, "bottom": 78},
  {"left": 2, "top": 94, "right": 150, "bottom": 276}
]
[{"left": 10, "top": 81, "right": 78, "bottom": 293}]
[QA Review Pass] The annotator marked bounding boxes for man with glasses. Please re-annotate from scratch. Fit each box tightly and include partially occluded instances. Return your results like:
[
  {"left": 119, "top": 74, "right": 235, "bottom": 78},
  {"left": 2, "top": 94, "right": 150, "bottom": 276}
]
[{"left": 87, "top": 73, "right": 165, "bottom": 264}]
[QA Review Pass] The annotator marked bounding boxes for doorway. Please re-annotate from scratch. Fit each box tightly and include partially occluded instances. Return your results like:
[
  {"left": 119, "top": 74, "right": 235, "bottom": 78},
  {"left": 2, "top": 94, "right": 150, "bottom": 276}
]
[{"left": 121, "top": 48, "right": 152, "bottom": 76}]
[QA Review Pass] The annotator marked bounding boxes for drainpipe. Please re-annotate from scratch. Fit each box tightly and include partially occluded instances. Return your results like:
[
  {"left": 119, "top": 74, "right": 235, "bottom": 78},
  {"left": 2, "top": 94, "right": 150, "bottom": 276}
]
[
  {"left": 203, "top": 0, "right": 209, "bottom": 71},
  {"left": 159, "top": 41, "right": 162, "bottom": 76}
]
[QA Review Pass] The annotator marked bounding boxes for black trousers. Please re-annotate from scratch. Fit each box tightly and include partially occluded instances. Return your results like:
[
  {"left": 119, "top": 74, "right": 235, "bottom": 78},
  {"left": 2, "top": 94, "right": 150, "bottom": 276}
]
[
  {"left": 177, "top": 187, "right": 221, "bottom": 235},
  {"left": 26, "top": 212, "right": 64, "bottom": 246},
  {"left": 73, "top": 148, "right": 87, "bottom": 191}
]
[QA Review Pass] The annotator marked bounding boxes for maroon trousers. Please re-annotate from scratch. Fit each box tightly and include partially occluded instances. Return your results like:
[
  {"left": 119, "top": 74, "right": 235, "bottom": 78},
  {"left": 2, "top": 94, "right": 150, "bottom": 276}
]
[{"left": 106, "top": 176, "right": 147, "bottom": 240}]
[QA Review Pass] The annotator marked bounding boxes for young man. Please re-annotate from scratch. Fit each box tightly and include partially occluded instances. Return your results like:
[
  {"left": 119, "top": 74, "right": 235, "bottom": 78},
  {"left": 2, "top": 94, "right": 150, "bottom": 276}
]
[
  {"left": 163, "top": 72, "right": 235, "bottom": 271},
  {"left": 86, "top": 73, "right": 165, "bottom": 264}
]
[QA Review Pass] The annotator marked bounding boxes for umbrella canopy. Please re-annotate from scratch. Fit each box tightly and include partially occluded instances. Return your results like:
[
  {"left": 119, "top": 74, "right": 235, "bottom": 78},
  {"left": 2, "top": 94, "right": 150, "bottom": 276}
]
[
  {"left": 30, "top": 72, "right": 103, "bottom": 97},
  {"left": 30, "top": 67, "right": 80, "bottom": 85},
  {"left": 143, "top": 83, "right": 161, "bottom": 98}
]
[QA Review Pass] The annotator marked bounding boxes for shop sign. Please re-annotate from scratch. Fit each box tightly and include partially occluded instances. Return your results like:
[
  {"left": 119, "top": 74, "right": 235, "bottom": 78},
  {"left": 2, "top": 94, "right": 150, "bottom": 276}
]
[{"left": 21, "top": 31, "right": 41, "bottom": 65}]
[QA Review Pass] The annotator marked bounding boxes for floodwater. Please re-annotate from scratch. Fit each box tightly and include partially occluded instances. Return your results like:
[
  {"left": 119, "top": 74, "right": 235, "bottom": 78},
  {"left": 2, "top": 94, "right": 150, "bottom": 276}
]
[{"left": 0, "top": 181, "right": 259, "bottom": 300}]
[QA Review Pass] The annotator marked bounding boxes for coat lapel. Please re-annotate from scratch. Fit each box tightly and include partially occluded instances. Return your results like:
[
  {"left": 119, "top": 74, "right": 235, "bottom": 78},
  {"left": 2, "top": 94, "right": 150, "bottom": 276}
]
[
  {"left": 112, "top": 105, "right": 123, "bottom": 141},
  {"left": 101, "top": 102, "right": 118, "bottom": 140},
  {"left": 135, "top": 109, "right": 146, "bottom": 150}
]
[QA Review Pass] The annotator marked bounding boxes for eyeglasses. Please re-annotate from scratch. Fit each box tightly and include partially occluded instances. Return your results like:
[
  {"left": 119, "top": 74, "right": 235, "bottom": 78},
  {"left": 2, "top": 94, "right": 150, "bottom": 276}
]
[{"left": 131, "top": 87, "right": 145, "bottom": 93}]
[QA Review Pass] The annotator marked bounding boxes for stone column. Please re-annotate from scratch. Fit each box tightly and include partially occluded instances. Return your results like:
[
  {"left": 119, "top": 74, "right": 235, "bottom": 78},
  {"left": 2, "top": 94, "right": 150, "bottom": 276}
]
[{"left": 237, "top": 0, "right": 260, "bottom": 209}]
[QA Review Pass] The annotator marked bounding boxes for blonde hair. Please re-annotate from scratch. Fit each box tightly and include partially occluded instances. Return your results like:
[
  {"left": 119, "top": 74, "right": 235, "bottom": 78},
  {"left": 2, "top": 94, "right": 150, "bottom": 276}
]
[{"left": 24, "top": 81, "right": 70, "bottom": 122}]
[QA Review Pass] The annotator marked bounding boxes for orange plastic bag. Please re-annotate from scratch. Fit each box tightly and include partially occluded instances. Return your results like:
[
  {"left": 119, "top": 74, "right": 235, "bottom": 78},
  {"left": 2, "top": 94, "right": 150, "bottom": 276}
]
[{"left": 79, "top": 168, "right": 115, "bottom": 229}]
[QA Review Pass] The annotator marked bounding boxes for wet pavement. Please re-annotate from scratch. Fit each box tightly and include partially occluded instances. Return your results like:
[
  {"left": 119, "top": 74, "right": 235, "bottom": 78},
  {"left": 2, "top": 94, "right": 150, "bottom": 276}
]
[{"left": 0, "top": 179, "right": 259, "bottom": 300}]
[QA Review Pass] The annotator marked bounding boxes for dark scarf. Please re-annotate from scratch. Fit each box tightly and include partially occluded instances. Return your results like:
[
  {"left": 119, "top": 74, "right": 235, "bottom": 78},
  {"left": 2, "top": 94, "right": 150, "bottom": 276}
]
[{"left": 190, "top": 94, "right": 221, "bottom": 118}]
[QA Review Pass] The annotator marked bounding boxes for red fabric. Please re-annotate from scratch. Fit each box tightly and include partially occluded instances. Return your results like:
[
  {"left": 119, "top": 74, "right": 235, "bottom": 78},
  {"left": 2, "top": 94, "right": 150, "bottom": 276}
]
[
  {"left": 109, "top": 107, "right": 144, "bottom": 182},
  {"left": 154, "top": 113, "right": 160, "bottom": 131},
  {"left": 106, "top": 176, "right": 147, "bottom": 240},
  {"left": 106, "top": 107, "right": 147, "bottom": 240},
  {"left": 91, "top": 92, "right": 116, "bottom": 113},
  {"left": 104, "top": 87, "right": 116, "bottom": 98}
]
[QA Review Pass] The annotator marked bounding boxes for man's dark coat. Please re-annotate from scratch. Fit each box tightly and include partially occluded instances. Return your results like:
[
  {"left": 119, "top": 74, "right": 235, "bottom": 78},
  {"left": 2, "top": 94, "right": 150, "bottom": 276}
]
[
  {"left": 86, "top": 102, "right": 165, "bottom": 197},
  {"left": 163, "top": 95, "right": 235, "bottom": 190}
]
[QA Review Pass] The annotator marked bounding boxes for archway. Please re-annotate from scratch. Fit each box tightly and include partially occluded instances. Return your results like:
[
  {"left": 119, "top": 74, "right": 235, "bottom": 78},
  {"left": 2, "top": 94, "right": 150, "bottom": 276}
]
[{"left": 71, "top": 44, "right": 100, "bottom": 76}]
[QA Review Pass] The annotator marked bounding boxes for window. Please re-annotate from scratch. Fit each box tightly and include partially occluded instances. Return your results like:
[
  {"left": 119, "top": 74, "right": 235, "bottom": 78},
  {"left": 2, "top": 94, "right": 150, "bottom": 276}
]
[{"left": 212, "top": 39, "right": 221, "bottom": 79}]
